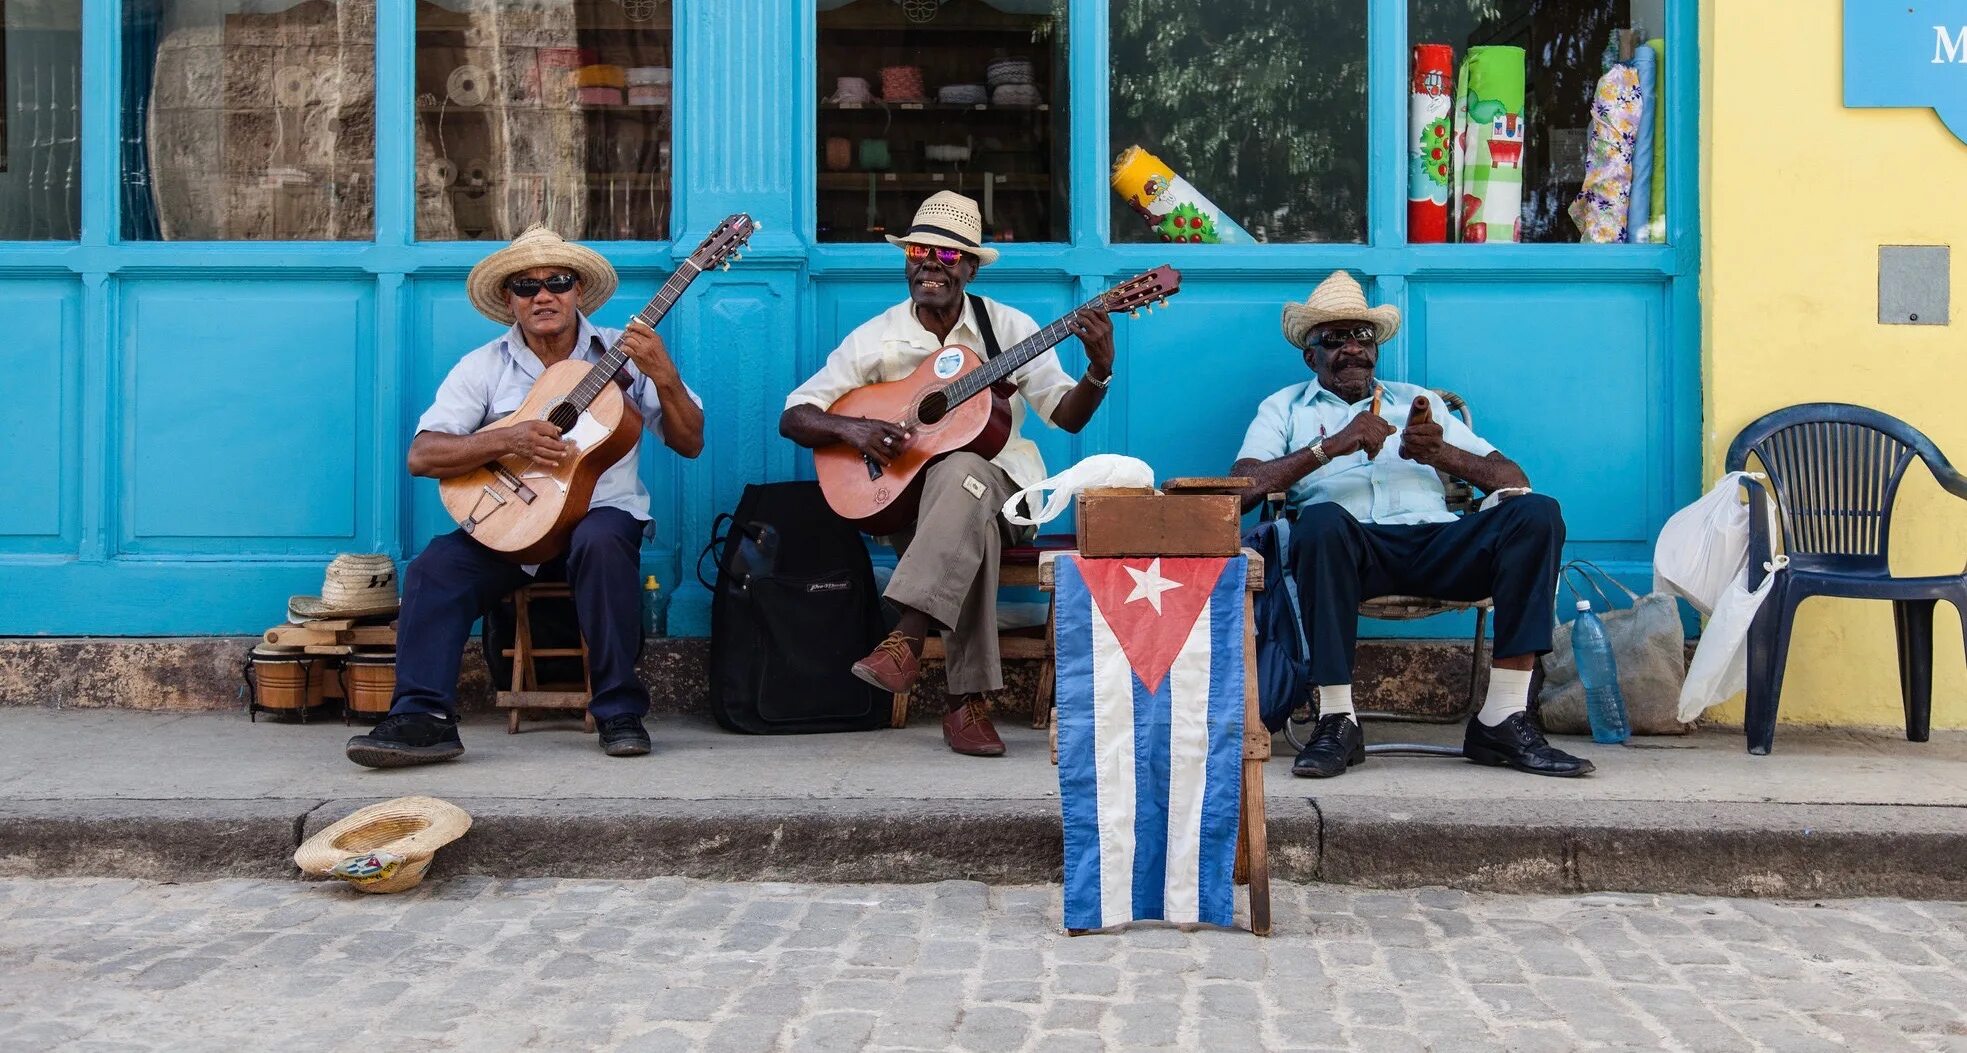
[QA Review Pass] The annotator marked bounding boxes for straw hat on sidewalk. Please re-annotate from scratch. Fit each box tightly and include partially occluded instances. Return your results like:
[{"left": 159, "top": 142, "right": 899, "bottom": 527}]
[
  {"left": 287, "top": 553, "right": 399, "bottom": 621},
  {"left": 1281, "top": 270, "right": 1402, "bottom": 350},
  {"left": 295, "top": 796, "right": 472, "bottom": 894},
  {"left": 466, "top": 224, "right": 619, "bottom": 325}
]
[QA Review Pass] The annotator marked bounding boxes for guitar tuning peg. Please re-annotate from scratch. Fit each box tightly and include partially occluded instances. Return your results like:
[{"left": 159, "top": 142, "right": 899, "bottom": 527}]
[
  {"left": 722, "top": 262, "right": 731, "bottom": 271},
  {"left": 1130, "top": 309, "right": 1141, "bottom": 319}
]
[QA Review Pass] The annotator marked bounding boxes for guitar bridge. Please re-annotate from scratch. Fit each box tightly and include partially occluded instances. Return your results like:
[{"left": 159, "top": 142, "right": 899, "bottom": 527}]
[{"left": 486, "top": 462, "right": 536, "bottom": 504}]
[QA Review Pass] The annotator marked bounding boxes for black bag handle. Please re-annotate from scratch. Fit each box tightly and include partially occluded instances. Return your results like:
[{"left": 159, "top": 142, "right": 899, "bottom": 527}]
[{"left": 696, "top": 512, "right": 736, "bottom": 591}]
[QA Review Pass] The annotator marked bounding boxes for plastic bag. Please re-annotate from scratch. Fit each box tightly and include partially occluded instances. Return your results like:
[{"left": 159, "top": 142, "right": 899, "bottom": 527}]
[
  {"left": 1653, "top": 470, "right": 1769, "bottom": 616},
  {"left": 1001, "top": 454, "right": 1156, "bottom": 527},
  {"left": 1678, "top": 554, "right": 1788, "bottom": 722},
  {"left": 1537, "top": 562, "right": 1690, "bottom": 736}
]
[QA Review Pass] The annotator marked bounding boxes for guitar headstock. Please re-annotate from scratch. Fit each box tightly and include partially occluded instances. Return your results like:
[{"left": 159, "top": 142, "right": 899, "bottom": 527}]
[
  {"left": 688, "top": 213, "right": 761, "bottom": 272},
  {"left": 1097, "top": 265, "right": 1182, "bottom": 318}
]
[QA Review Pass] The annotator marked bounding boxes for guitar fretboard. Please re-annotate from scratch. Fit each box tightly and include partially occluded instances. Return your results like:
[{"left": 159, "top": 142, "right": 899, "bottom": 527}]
[
  {"left": 941, "top": 293, "right": 1112, "bottom": 410},
  {"left": 561, "top": 260, "right": 704, "bottom": 412}
]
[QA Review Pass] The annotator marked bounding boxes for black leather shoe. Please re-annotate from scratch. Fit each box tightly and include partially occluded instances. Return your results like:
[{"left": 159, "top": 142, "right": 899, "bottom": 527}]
[
  {"left": 345, "top": 712, "right": 464, "bottom": 769},
  {"left": 1463, "top": 712, "right": 1595, "bottom": 777},
  {"left": 1292, "top": 714, "right": 1365, "bottom": 778},
  {"left": 598, "top": 714, "right": 652, "bottom": 757}
]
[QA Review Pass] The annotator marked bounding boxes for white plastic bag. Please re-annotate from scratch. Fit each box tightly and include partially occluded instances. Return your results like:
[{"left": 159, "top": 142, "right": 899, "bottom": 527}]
[
  {"left": 1001, "top": 454, "right": 1156, "bottom": 526},
  {"left": 1653, "top": 470, "right": 1769, "bottom": 616},
  {"left": 1677, "top": 553, "right": 1788, "bottom": 722}
]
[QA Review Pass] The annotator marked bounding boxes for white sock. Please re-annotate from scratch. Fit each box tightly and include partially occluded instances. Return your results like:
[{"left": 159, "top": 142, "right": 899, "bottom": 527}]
[
  {"left": 1317, "top": 684, "right": 1355, "bottom": 723},
  {"left": 1478, "top": 666, "right": 1534, "bottom": 726}
]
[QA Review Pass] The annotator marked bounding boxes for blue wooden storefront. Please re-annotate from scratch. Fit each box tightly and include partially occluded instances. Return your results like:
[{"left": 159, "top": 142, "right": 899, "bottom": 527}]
[{"left": 0, "top": 0, "right": 1699, "bottom": 637}]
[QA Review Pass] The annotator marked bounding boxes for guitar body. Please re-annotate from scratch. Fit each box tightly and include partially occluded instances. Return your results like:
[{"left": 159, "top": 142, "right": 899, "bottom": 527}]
[
  {"left": 814, "top": 343, "right": 1012, "bottom": 536},
  {"left": 438, "top": 359, "right": 642, "bottom": 564}
]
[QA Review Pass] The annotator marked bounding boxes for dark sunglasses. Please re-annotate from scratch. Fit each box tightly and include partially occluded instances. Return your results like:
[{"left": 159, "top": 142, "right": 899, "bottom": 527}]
[
  {"left": 506, "top": 272, "right": 578, "bottom": 298},
  {"left": 903, "top": 244, "right": 969, "bottom": 266},
  {"left": 1313, "top": 325, "right": 1379, "bottom": 351}
]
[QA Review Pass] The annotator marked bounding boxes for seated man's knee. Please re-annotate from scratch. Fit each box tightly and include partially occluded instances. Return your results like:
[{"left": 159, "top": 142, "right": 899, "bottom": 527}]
[
  {"left": 405, "top": 533, "right": 470, "bottom": 586},
  {"left": 568, "top": 515, "right": 638, "bottom": 566},
  {"left": 1289, "top": 502, "right": 1362, "bottom": 560},
  {"left": 923, "top": 452, "right": 1001, "bottom": 507},
  {"left": 1501, "top": 493, "right": 1564, "bottom": 532}
]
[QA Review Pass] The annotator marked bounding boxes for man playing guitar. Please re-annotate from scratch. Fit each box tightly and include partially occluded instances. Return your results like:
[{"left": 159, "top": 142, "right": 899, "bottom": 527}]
[
  {"left": 779, "top": 192, "right": 1116, "bottom": 758},
  {"left": 345, "top": 226, "right": 704, "bottom": 769}
]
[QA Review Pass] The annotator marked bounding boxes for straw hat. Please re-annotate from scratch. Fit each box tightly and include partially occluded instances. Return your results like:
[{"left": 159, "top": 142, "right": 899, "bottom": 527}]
[
  {"left": 885, "top": 190, "right": 1000, "bottom": 265},
  {"left": 288, "top": 553, "right": 399, "bottom": 620},
  {"left": 466, "top": 224, "right": 619, "bottom": 325},
  {"left": 1281, "top": 270, "right": 1402, "bottom": 350},
  {"left": 294, "top": 796, "right": 472, "bottom": 894}
]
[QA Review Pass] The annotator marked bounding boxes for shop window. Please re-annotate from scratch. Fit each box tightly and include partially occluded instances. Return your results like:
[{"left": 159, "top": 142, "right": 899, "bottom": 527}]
[
  {"left": 1410, "top": 0, "right": 1668, "bottom": 244},
  {"left": 415, "top": 0, "right": 671, "bottom": 242},
  {"left": 0, "top": 1, "right": 82, "bottom": 240},
  {"left": 1108, "top": 1, "right": 1367, "bottom": 245},
  {"left": 121, "top": 0, "right": 376, "bottom": 241},
  {"left": 816, "top": 0, "right": 1068, "bottom": 244}
]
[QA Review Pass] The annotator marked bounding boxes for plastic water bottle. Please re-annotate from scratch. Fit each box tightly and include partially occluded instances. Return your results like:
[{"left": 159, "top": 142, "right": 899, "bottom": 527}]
[
  {"left": 642, "top": 575, "right": 663, "bottom": 636},
  {"left": 1572, "top": 600, "right": 1629, "bottom": 744}
]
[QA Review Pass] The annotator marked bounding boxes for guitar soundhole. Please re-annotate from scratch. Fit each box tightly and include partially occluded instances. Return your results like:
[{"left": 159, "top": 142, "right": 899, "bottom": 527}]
[
  {"left": 916, "top": 389, "right": 950, "bottom": 426},
  {"left": 546, "top": 402, "right": 580, "bottom": 433}
]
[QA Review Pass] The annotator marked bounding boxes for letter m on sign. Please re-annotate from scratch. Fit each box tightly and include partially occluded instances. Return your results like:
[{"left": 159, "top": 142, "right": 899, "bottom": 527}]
[
  {"left": 1844, "top": 1, "right": 1967, "bottom": 145},
  {"left": 1938, "top": 25, "right": 1967, "bottom": 63}
]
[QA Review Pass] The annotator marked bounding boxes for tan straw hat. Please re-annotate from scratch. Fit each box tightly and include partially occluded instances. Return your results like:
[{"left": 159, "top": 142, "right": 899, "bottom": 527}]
[
  {"left": 466, "top": 224, "right": 619, "bottom": 325},
  {"left": 1281, "top": 270, "right": 1402, "bottom": 350},
  {"left": 295, "top": 796, "right": 473, "bottom": 894},
  {"left": 884, "top": 190, "right": 1000, "bottom": 265},
  {"left": 288, "top": 553, "right": 399, "bottom": 621}
]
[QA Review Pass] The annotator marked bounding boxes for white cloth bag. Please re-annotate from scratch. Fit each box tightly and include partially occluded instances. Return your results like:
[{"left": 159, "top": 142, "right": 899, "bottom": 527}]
[
  {"left": 1676, "top": 553, "right": 1788, "bottom": 722},
  {"left": 1659, "top": 472, "right": 1789, "bottom": 721},
  {"left": 1001, "top": 455, "right": 1156, "bottom": 526}
]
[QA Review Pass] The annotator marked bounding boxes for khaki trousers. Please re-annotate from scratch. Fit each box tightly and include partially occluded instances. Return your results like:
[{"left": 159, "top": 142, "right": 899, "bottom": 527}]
[{"left": 885, "top": 452, "right": 1032, "bottom": 695}]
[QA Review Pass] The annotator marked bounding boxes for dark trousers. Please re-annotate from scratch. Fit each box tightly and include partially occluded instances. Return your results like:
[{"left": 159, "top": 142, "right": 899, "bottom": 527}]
[
  {"left": 390, "top": 506, "right": 650, "bottom": 722},
  {"left": 1289, "top": 494, "right": 1566, "bottom": 685}
]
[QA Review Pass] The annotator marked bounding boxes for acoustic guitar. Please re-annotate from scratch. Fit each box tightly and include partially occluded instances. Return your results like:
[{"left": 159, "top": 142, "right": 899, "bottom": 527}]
[
  {"left": 815, "top": 265, "right": 1182, "bottom": 535},
  {"left": 440, "top": 213, "right": 759, "bottom": 563}
]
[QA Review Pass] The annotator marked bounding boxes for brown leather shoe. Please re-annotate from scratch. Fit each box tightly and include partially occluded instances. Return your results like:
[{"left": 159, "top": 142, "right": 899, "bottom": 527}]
[
  {"left": 852, "top": 631, "right": 922, "bottom": 694},
  {"left": 942, "top": 697, "right": 1007, "bottom": 757}
]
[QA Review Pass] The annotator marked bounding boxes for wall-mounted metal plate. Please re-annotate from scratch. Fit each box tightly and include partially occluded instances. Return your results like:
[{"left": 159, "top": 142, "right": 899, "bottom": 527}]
[{"left": 1878, "top": 245, "right": 1949, "bottom": 325}]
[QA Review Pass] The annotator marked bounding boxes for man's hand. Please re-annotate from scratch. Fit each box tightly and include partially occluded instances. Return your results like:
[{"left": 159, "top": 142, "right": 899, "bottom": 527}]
[
  {"left": 505, "top": 420, "right": 573, "bottom": 467},
  {"left": 1399, "top": 395, "right": 1446, "bottom": 467},
  {"left": 832, "top": 416, "right": 911, "bottom": 466},
  {"left": 619, "top": 321, "right": 680, "bottom": 386},
  {"left": 1064, "top": 309, "right": 1115, "bottom": 379},
  {"left": 1328, "top": 410, "right": 1396, "bottom": 460}
]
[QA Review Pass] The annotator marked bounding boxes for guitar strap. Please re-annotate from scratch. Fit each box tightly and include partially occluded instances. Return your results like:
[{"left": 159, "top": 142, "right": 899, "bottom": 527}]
[{"left": 968, "top": 294, "right": 1000, "bottom": 360}]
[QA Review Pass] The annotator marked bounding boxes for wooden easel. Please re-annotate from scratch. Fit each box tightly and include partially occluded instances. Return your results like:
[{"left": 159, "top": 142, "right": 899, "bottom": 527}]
[{"left": 1040, "top": 548, "right": 1272, "bottom": 937}]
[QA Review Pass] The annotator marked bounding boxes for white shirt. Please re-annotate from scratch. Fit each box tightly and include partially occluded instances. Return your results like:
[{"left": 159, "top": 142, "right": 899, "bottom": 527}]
[
  {"left": 784, "top": 296, "right": 1077, "bottom": 491},
  {"left": 1235, "top": 378, "right": 1497, "bottom": 525},
  {"left": 416, "top": 314, "right": 702, "bottom": 523}
]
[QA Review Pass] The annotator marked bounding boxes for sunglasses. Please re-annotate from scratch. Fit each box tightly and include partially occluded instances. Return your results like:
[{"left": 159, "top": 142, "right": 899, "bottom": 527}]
[
  {"left": 505, "top": 273, "right": 578, "bottom": 298},
  {"left": 903, "top": 244, "right": 970, "bottom": 266},
  {"left": 1313, "top": 325, "right": 1379, "bottom": 351}
]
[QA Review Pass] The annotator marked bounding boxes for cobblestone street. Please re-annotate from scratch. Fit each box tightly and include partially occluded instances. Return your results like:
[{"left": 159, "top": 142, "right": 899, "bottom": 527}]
[{"left": 2, "top": 877, "right": 1963, "bottom": 1052}]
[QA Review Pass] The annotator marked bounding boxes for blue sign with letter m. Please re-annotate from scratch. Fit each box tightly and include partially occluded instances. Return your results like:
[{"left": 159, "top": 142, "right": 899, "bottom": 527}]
[{"left": 1846, "top": 1, "right": 1967, "bottom": 145}]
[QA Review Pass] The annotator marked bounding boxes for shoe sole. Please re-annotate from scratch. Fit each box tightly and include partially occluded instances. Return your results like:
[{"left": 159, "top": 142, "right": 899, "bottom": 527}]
[
  {"left": 1291, "top": 750, "right": 1365, "bottom": 778},
  {"left": 345, "top": 742, "right": 464, "bottom": 769},
  {"left": 852, "top": 662, "right": 917, "bottom": 695},
  {"left": 603, "top": 740, "right": 652, "bottom": 757},
  {"left": 947, "top": 743, "right": 1007, "bottom": 757},
  {"left": 1463, "top": 744, "right": 1596, "bottom": 777}
]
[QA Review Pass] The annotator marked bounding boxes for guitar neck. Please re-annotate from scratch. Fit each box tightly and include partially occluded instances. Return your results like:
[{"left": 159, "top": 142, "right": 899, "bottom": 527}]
[
  {"left": 941, "top": 297, "right": 1103, "bottom": 409},
  {"left": 565, "top": 260, "right": 704, "bottom": 410}
]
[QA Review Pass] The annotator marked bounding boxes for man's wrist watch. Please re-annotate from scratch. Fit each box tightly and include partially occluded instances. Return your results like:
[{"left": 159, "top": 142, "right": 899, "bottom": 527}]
[
  {"left": 1084, "top": 369, "right": 1112, "bottom": 390},
  {"left": 1308, "top": 440, "right": 1331, "bottom": 467}
]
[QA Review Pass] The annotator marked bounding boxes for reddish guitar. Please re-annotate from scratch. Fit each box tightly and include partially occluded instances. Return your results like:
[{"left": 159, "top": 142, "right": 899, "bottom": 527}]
[
  {"left": 439, "top": 213, "right": 758, "bottom": 563},
  {"left": 815, "top": 266, "right": 1181, "bottom": 535}
]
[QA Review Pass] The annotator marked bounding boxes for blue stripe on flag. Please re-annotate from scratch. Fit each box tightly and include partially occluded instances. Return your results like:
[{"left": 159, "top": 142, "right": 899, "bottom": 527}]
[
  {"left": 1052, "top": 557, "right": 1104, "bottom": 931},
  {"left": 1131, "top": 658, "right": 1171, "bottom": 923},
  {"left": 1197, "top": 556, "right": 1247, "bottom": 927}
]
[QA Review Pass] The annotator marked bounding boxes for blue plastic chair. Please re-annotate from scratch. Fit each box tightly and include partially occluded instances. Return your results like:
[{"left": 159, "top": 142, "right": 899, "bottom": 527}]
[{"left": 1725, "top": 404, "right": 1967, "bottom": 755}]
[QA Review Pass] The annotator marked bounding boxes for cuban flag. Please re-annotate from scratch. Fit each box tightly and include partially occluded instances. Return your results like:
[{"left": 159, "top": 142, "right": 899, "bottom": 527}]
[{"left": 1053, "top": 554, "right": 1246, "bottom": 930}]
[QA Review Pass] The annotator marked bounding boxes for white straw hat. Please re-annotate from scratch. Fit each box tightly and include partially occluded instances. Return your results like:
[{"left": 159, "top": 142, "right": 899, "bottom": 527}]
[
  {"left": 885, "top": 190, "right": 1000, "bottom": 265},
  {"left": 294, "top": 796, "right": 473, "bottom": 894},
  {"left": 466, "top": 225, "right": 619, "bottom": 325},
  {"left": 288, "top": 553, "right": 399, "bottom": 620},
  {"left": 1281, "top": 270, "right": 1402, "bottom": 350}
]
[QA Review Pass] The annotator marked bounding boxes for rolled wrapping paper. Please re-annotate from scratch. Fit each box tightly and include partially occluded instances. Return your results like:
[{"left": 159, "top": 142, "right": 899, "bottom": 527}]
[
  {"left": 1110, "top": 144, "right": 1254, "bottom": 245},
  {"left": 1568, "top": 63, "right": 1643, "bottom": 243},
  {"left": 577, "top": 65, "right": 626, "bottom": 88},
  {"left": 1624, "top": 46, "right": 1656, "bottom": 243},
  {"left": 578, "top": 86, "right": 624, "bottom": 106},
  {"left": 880, "top": 66, "right": 926, "bottom": 101},
  {"left": 627, "top": 85, "right": 669, "bottom": 107},
  {"left": 990, "top": 84, "right": 1042, "bottom": 108},
  {"left": 938, "top": 83, "right": 988, "bottom": 106},
  {"left": 446, "top": 64, "right": 488, "bottom": 107},
  {"left": 824, "top": 136, "right": 852, "bottom": 171},
  {"left": 1450, "top": 45, "right": 1526, "bottom": 243},
  {"left": 625, "top": 65, "right": 670, "bottom": 86},
  {"left": 1406, "top": 43, "right": 1454, "bottom": 243},
  {"left": 1644, "top": 38, "right": 1667, "bottom": 242},
  {"left": 833, "top": 76, "right": 874, "bottom": 104}
]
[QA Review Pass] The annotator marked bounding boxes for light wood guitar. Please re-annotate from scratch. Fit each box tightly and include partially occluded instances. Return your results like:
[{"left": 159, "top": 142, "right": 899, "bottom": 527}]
[
  {"left": 440, "top": 213, "right": 758, "bottom": 563},
  {"left": 815, "top": 266, "right": 1181, "bottom": 535}
]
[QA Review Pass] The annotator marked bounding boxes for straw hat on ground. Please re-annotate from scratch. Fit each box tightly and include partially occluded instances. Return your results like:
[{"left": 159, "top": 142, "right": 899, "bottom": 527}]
[
  {"left": 1281, "top": 270, "right": 1402, "bottom": 350},
  {"left": 885, "top": 190, "right": 1000, "bottom": 265},
  {"left": 466, "top": 224, "right": 619, "bottom": 325},
  {"left": 295, "top": 796, "right": 472, "bottom": 894},
  {"left": 288, "top": 553, "right": 400, "bottom": 621}
]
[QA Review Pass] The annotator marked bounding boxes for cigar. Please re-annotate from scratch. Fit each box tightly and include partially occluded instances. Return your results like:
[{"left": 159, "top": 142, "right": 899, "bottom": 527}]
[{"left": 1369, "top": 387, "right": 1382, "bottom": 417}]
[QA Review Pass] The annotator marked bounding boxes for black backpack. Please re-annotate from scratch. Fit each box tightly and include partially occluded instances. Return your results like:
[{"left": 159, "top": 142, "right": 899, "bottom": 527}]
[{"left": 697, "top": 481, "right": 890, "bottom": 734}]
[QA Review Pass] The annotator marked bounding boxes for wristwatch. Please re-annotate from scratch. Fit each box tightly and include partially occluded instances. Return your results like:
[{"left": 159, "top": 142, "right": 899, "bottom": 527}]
[
  {"left": 1084, "top": 369, "right": 1112, "bottom": 390},
  {"left": 1307, "top": 440, "right": 1331, "bottom": 468}
]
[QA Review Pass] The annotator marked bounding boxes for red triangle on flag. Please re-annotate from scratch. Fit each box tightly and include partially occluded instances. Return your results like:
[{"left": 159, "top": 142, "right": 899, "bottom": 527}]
[{"left": 1075, "top": 557, "right": 1230, "bottom": 694}]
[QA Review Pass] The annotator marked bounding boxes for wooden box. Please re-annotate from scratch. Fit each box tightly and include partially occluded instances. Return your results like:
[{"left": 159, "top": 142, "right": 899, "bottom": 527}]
[{"left": 1075, "top": 484, "right": 1242, "bottom": 558}]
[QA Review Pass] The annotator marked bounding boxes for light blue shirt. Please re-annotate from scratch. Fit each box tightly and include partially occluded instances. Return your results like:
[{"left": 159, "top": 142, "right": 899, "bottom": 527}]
[
  {"left": 1235, "top": 379, "right": 1496, "bottom": 525},
  {"left": 416, "top": 314, "right": 701, "bottom": 523}
]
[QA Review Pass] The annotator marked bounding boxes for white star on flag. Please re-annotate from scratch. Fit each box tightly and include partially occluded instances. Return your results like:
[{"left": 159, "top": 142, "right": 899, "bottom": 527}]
[{"left": 1123, "top": 558, "right": 1184, "bottom": 615}]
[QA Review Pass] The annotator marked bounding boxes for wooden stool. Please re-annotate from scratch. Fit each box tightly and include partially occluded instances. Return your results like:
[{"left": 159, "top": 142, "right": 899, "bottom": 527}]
[{"left": 496, "top": 582, "right": 595, "bottom": 734}]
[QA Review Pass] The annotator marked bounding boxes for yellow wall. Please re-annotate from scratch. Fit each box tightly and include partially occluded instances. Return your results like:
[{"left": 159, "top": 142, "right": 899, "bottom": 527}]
[{"left": 1704, "top": 2, "right": 1967, "bottom": 728}]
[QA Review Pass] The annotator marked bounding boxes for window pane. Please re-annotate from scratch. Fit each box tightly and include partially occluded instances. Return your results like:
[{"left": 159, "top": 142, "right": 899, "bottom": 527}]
[
  {"left": 817, "top": 0, "right": 1068, "bottom": 244},
  {"left": 123, "top": 0, "right": 376, "bottom": 241},
  {"left": 416, "top": 0, "right": 672, "bottom": 242},
  {"left": 1410, "top": 0, "right": 1667, "bottom": 243},
  {"left": 0, "top": 1, "right": 82, "bottom": 240},
  {"left": 1109, "top": 0, "right": 1366, "bottom": 245}
]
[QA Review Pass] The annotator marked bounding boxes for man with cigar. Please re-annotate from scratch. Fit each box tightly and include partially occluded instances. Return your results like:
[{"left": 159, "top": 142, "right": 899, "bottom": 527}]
[{"left": 1229, "top": 271, "right": 1590, "bottom": 779}]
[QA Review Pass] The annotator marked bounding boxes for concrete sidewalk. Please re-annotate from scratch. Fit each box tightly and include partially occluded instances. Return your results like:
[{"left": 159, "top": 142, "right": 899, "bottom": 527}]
[{"left": 2, "top": 708, "right": 1964, "bottom": 898}]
